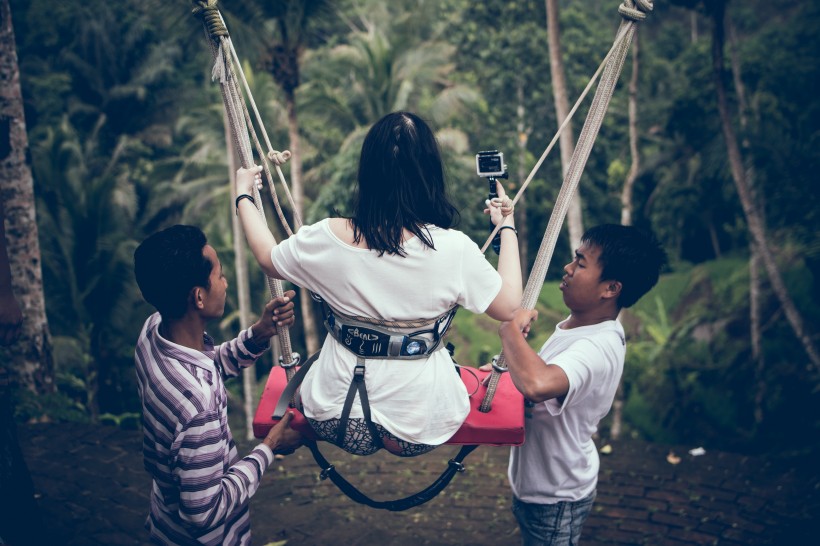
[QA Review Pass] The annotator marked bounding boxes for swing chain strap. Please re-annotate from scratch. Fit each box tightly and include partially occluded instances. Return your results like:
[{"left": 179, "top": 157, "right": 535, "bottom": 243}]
[
  {"left": 306, "top": 441, "right": 478, "bottom": 511},
  {"left": 272, "top": 350, "right": 322, "bottom": 418}
]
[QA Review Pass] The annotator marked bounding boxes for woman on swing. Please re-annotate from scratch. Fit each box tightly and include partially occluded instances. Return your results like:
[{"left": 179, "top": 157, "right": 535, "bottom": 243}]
[{"left": 236, "top": 111, "right": 522, "bottom": 457}]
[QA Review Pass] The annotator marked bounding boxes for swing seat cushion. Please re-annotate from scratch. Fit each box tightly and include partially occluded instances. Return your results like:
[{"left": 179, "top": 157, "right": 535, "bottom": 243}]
[{"left": 253, "top": 366, "right": 525, "bottom": 446}]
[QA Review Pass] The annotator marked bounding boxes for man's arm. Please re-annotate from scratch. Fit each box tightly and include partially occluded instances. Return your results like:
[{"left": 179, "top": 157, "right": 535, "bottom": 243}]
[
  {"left": 215, "top": 291, "right": 296, "bottom": 377},
  {"left": 172, "top": 412, "right": 300, "bottom": 537},
  {"left": 496, "top": 308, "right": 570, "bottom": 403}
]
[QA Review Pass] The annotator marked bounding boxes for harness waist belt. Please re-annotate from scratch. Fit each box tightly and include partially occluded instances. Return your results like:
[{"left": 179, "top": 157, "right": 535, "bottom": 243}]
[{"left": 326, "top": 315, "right": 435, "bottom": 359}]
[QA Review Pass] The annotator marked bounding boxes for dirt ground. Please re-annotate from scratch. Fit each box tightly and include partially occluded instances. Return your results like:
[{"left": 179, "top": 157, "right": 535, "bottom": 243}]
[{"left": 15, "top": 422, "right": 820, "bottom": 545}]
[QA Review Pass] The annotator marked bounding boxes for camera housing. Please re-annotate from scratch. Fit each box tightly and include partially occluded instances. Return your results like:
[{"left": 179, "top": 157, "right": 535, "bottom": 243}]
[{"left": 475, "top": 151, "right": 506, "bottom": 178}]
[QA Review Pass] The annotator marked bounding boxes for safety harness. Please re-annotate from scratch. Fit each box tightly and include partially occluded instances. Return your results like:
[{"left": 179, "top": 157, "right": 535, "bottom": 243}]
[
  {"left": 318, "top": 296, "right": 459, "bottom": 446},
  {"left": 270, "top": 296, "right": 476, "bottom": 511}
]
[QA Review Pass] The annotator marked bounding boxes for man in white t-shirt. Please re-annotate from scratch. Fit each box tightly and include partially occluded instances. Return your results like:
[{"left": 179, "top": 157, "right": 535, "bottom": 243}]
[{"left": 490, "top": 224, "right": 666, "bottom": 545}]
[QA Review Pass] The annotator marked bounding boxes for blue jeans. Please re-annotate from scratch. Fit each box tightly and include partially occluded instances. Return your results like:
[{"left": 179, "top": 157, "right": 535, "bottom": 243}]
[{"left": 512, "top": 490, "right": 596, "bottom": 546}]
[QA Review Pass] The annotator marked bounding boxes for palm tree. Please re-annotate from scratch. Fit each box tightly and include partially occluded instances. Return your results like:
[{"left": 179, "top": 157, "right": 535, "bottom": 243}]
[
  {"left": 0, "top": 3, "right": 49, "bottom": 539},
  {"left": 300, "top": 10, "right": 481, "bottom": 221},
  {"left": 33, "top": 118, "right": 144, "bottom": 420}
]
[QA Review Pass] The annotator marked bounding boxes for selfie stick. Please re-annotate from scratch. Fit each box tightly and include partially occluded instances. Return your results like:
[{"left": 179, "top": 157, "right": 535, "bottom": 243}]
[{"left": 488, "top": 177, "right": 502, "bottom": 254}]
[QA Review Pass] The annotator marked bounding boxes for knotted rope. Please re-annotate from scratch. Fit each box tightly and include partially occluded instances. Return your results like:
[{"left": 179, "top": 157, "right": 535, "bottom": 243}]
[{"left": 479, "top": 0, "right": 653, "bottom": 412}]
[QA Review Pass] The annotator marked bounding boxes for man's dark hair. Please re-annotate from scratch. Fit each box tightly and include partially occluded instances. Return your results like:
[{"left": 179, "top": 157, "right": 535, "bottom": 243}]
[
  {"left": 581, "top": 224, "right": 667, "bottom": 308},
  {"left": 134, "top": 225, "right": 213, "bottom": 320},
  {"left": 353, "top": 111, "right": 460, "bottom": 256}
]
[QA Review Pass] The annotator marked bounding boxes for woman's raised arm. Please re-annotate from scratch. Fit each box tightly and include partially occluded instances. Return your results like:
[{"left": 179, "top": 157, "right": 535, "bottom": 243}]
[
  {"left": 484, "top": 181, "right": 523, "bottom": 321},
  {"left": 235, "top": 165, "right": 284, "bottom": 280}
]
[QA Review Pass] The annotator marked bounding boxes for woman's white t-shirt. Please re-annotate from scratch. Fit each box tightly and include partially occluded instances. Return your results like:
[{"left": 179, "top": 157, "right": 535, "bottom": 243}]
[{"left": 270, "top": 219, "right": 502, "bottom": 445}]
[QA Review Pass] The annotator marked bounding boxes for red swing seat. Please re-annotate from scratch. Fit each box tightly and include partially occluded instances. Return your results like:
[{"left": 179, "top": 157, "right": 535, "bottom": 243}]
[{"left": 252, "top": 364, "right": 525, "bottom": 446}]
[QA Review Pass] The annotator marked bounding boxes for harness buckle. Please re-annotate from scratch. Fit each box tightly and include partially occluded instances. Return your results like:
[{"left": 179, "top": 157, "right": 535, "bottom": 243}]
[
  {"left": 279, "top": 352, "right": 301, "bottom": 369},
  {"left": 491, "top": 355, "right": 508, "bottom": 374},
  {"left": 448, "top": 459, "right": 466, "bottom": 473},
  {"left": 319, "top": 464, "right": 335, "bottom": 480},
  {"left": 353, "top": 364, "right": 366, "bottom": 381}
]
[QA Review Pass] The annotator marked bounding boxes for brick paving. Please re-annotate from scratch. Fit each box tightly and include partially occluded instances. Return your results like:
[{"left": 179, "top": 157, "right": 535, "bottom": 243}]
[{"left": 17, "top": 423, "right": 820, "bottom": 545}]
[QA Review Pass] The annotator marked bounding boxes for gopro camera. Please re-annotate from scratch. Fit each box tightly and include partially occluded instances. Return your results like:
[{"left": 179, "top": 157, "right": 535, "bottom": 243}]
[{"left": 475, "top": 150, "right": 507, "bottom": 178}]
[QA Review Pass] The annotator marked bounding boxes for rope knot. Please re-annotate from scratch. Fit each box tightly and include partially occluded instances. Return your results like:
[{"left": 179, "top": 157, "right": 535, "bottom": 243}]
[
  {"left": 191, "top": 0, "right": 229, "bottom": 39},
  {"left": 268, "top": 150, "right": 292, "bottom": 166},
  {"left": 618, "top": 0, "right": 653, "bottom": 22}
]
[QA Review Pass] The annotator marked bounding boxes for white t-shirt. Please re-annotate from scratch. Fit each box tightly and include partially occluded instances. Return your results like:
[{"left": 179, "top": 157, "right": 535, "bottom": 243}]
[
  {"left": 508, "top": 317, "right": 625, "bottom": 503},
  {"left": 271, "top": 219, "right": 503, "bottom": 445}
]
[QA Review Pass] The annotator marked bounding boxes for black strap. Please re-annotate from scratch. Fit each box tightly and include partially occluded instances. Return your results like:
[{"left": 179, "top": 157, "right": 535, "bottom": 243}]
[
  {"left": 306, "top": 440, "right": 478, "bottom": 511},
  {"left": 272, "top": 350, "right": 321, "bottom": 419},
  {"left": 336, "top": 357, "right": 382, "bottom": 448}
]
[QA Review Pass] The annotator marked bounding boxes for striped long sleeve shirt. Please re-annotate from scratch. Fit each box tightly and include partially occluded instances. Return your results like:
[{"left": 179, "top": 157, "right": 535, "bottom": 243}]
[{"left": 135, "top": 312, "right": 273, "bottom": 545}]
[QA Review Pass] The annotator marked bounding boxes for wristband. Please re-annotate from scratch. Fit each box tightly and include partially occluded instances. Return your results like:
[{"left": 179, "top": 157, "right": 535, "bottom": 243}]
[
  {"left": 497, "top": 225, "right": 518, "bottom": 236},
  {"left": 235, "top": 194, "right": 256, "bottom": 214}
]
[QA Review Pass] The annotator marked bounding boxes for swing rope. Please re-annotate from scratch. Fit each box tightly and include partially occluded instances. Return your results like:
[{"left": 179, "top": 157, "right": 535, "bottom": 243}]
[
  {"left": 479, "top": 0, "right": 653, "bottom": 412},
  {"left": 192, "top": 0, "right": 301, "bottom": 379}
]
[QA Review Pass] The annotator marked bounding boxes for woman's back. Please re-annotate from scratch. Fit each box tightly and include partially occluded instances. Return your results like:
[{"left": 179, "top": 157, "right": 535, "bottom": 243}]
[
  {"left": 270, "top": 217, "right": 502, "bottom": 445},
  {"left": 274, "top": 218, "right": 500, "bottom": 320}
]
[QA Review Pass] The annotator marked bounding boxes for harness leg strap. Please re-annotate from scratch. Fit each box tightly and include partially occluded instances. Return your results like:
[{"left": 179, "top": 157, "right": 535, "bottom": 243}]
[{"left": 337, "top": 357, "right": 382, "bottom": 448}]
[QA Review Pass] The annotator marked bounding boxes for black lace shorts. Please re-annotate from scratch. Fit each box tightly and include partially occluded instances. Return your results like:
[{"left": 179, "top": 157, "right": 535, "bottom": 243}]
[{"left": 307, "top": 417, "right": 436, "bottom": 457}]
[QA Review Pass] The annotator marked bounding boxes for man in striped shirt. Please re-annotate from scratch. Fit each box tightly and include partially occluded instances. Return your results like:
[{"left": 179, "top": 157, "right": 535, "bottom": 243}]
[{"left": 134, "top": 225, "right": 302, "bottom": 545}]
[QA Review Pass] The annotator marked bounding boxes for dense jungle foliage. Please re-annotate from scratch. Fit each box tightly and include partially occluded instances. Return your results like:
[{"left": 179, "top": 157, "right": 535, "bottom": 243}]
[{"left": 4, "top": 0, "right": 819, "bottom": 455}]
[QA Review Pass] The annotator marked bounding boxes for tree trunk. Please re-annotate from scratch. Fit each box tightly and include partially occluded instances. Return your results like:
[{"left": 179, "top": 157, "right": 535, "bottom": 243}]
[
  {"left": 225, "top": 113, "right": 257, "bottom": 441},
  {"left": 285, "top": 96, "right": 320, "bottom": 356},
  {"left": 546, "top": 0, "right": 583, "bottom": 253},
  {"left": 620, "top": 33, "right": 640, "bottom": 228},
  {"left": 0, "top": 0, "right": 53, "bottom": 396},
  {"left": 707, "top": 220, "right": 722, "bottom": 258},
  {"left": 516, "top": 83, "right": 531, "bottom": 275},
  {"left": 750, "top": 244, "right": 765, "bottom": 424},
  {"left": 611, "top": 32, "right": 643, "bottom": 442},
  {"left": 0, "top": 2, "right": 49, "bottom": 542},
  {"left": 690, "top": 11, "right": 699, "bottom": 44},
  {"left": 711, "top": 2, "right": 820, "bottom": 371},
  {"left": 727, "top": 14, "right": 766, "bottom": 424}
]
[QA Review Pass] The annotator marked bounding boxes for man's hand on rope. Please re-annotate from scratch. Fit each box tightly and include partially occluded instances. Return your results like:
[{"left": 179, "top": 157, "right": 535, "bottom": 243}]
[
  {"left": 499, "top": 308, "right": 538, "bottom": 339},
  {"left": 251, "top": 290, "right": 297, "bottom": 342},
  {"left": 236, "top": 165, "right": 264, "bottom": 196},
  {"left": 483, "top": 180, "right": 515, "bottom": 226},
  {"left": 478, "top": 307, "right": 537, "bottom": 384}
]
